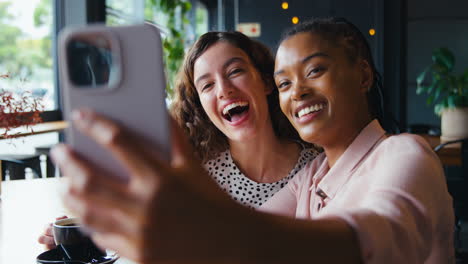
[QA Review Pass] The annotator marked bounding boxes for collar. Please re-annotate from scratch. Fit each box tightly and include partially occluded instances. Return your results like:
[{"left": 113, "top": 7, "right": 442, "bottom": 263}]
[{"left": 310, "top": 119, "right": 386, "bottom": 199}]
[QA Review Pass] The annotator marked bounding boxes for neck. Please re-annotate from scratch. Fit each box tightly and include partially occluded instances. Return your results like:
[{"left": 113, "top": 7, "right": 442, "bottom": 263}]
[
  {"left": 229, "top": 124, "right": 300, "bottom": 183},
  {"left": 322, "top": 115, "right": 373, "bottom": 168}
]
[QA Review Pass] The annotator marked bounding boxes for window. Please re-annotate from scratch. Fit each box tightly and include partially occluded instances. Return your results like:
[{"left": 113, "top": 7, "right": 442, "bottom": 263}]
[
  {"left": 104, "top": 0, "right": 208, "bottom": 99},
  {"left": 0, "top": 0, "right": 58, "bottom": 156},
  {"left": 106, "top": 0, "right": 144, "bottom": 25},
  {"left": 195, "top": 1, "right": 208, "bottom": 37},
  {"left": 0, "top": 0, "right": 56, "bottom": 111}
]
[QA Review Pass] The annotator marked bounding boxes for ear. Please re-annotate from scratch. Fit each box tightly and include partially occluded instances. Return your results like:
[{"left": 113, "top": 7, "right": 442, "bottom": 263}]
[{"left": 359, "top": 60, "right": 374, "bottom": 93}]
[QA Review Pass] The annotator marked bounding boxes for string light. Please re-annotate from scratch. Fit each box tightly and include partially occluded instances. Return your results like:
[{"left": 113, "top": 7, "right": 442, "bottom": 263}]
[
  {"left": 282, "top": 2, "right": 289, "bottom": 9},
  {"left": 292, "top": 16, "right": 299, "bottom": 24},
  {"left": 369, "top": 28, "right": 376, "bottom": 36}
]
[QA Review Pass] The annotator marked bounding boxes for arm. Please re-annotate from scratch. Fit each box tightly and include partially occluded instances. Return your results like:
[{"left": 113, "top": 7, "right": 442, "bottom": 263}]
[{"left": 51, "top": 109, "right": 362, "bottom": 264}]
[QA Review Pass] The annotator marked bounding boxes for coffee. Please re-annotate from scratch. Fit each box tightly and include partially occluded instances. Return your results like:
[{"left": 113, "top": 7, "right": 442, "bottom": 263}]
[
  {"left": 53, "top": 218, "right": 105, "bottom": 261},
  {"left": 64, "top": 223, "right": 79, "bottom": 227}
]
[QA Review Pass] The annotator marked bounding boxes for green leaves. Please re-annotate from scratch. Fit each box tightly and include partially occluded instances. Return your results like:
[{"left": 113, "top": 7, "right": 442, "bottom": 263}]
[
  {"left": 416, "top": 47, "right": 468, "bottom": 114},
  {"left": 148, "top": 0, "right": 192, "bottom": 96},
  {"left": 432, "top": 47, "right": 455, "bottom": 73}
]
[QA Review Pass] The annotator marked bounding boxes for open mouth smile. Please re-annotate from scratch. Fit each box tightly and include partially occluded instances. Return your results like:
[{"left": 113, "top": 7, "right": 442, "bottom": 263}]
[
  {"left": 222, "top": 101, "right": 250, "bottom": 122},
  {"left": 295, "top": 102, "right": 326, "bottom": 119}
]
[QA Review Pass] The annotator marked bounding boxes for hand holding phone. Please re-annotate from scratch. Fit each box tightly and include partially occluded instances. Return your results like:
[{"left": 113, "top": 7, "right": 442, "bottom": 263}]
[{"left": 59, "top": 24, "right": 170, "bottom": 181}]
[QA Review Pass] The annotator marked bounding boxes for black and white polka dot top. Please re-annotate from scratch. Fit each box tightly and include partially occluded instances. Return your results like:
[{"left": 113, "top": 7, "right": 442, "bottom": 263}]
[{"left": 204, "top": 147, "right": 319, "bottom": 209}]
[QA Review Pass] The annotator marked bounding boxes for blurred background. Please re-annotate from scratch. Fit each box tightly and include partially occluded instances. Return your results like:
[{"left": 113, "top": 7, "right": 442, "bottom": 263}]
[{"left": 0, "top": 0, "right": 467, "bottom": 261}]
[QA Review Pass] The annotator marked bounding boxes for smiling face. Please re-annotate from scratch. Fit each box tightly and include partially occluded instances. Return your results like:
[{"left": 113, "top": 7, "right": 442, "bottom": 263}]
[
  {"left": 193, "top": 41, "right": 272, "bottom": 142},
  {"left": 274, "top": 32, "right": 372, "bottom": 147}
]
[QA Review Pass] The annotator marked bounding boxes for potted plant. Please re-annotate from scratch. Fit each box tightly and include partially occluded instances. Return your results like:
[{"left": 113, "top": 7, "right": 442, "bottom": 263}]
[
  {"left": 1, "top": 73, "right": 44, "bottom": 139},
  {"left": 416, "top": 47, "right": 468, "bottom": 142}
]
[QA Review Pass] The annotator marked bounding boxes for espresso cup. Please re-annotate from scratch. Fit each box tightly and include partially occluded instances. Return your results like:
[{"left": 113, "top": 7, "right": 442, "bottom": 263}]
[{"left": 53, "top": 218, "right": 105, "bottom": 260}]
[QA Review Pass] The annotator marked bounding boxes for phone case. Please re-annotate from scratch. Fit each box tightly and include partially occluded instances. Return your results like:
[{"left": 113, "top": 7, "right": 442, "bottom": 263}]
[{"left": 59, "top": 24, "right": 170, "bottom": 181}]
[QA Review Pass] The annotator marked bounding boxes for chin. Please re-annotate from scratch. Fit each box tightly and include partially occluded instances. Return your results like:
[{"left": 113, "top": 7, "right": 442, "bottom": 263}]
[{"left": 295, "top": 126, "right": 320, "bottom": 144}]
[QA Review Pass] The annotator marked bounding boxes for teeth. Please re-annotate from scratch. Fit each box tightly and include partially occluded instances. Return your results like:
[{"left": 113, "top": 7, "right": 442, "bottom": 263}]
[
  {"left": 222, "top": 101, "right": 249, "bottom": 115},
  {"left": 297, "top": 104, "right": 325, "bottom": 118}
]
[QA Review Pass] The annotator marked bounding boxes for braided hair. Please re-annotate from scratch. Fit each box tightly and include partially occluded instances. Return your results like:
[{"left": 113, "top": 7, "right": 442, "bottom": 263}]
[{"left": 279, "top": 17, "right": 397, "bottom": 133}]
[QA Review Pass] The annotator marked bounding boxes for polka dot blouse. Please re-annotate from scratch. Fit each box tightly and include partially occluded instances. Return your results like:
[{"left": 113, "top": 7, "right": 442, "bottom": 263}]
[{"left": 204, "top": 147, "right": 318, "bottom": 209}]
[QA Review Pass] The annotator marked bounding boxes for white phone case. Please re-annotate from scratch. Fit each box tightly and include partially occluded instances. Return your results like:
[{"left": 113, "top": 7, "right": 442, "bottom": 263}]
[{"left": 59, "top": 24, "right": 170, "bottom": 181}]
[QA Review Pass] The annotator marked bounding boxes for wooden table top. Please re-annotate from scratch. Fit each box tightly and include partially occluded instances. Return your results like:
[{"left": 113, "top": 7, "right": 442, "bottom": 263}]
[
  {"left": 0, "top": 178, "right": 133, "bottom": 264},
  {"left": 0, "top": 121, "right": 68, "bottom": 140}
]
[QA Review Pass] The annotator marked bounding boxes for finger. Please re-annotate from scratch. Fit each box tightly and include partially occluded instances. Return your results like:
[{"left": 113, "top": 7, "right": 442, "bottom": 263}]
[
  {"left": 38, "top": 235, "right": 55, "bottom": 247},
  {"left": 56, "top": 215, "right": 68, "bottom": 221},
  {"left": 62, "top": 183, "right": 141, "bottom": 239},
  {"left": 51, "top": 144, "right": 134, "bottom": 204},
  {"left": 44, "top": 223, "right": 53, "bottom": 236},
  {"left": 52, "top": 144, "right": 144, "bottom": 231},
  {"left": 71, "top": 109, "right": 167, "bottom": 181}
]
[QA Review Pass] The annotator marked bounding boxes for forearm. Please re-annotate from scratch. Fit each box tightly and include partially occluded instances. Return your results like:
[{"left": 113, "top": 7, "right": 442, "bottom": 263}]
[
  {"left": 202, "top": 203, "right": 362, "bottom": 264},
  {"left": 247, "top": 214, "right": 362, "bottom": 264}
]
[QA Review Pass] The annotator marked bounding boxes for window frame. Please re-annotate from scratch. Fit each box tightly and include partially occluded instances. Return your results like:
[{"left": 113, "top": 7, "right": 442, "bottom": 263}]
[{"left": 46, "top": 0, "right": 105, "bottom": 123}]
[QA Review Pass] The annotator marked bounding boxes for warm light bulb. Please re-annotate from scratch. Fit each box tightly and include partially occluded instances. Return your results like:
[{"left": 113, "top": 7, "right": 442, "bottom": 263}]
[
  {"left": 369, "top": 28, "right": 376, "bottom": 36},
  {"left": 282, "top": 2, "right": 289, "bottom": 9},
  {"left": 292, "top": 16, "right": 299, "bottom": 24}
]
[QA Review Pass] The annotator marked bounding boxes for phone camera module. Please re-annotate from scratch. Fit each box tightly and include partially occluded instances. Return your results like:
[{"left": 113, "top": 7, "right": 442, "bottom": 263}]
[{"left": 66, "top": 33, "right": 120, "bottom": 89}]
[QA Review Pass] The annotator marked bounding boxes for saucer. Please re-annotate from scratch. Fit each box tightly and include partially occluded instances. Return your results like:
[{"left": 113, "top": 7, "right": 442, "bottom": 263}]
[{"left": 36, "top": 247, "right": 119, "bottom": 264}]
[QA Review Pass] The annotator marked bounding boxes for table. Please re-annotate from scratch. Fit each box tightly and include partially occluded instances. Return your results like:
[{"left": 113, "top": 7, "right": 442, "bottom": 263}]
[
  {"left": 0, "top": 121, "right": 68, "bottom": 140},
  {"left": 0, "top": 178, "right": 133, "bottom": 264},
  {"left": 0, "top": 178, "right": 67, "bottom": 264}
]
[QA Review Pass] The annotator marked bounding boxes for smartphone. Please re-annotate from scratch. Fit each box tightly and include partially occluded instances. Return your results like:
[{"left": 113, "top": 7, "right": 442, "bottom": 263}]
[{"left": 58, "top": 23, "right": 170, "bottom": 181}]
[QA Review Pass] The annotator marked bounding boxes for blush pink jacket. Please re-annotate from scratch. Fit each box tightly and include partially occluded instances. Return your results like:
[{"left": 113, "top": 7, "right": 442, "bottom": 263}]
[{"left": 261, "top": 120, "right": 455, "bottom": 264}]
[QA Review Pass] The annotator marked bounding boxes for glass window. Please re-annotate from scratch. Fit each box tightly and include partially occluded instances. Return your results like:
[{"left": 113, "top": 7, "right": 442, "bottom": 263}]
[
  {"left": 0, "top": 0, "right": 55, "bottom": 111},
  {"left": 0, "top": 0, "right": 58, "bottom": 156},
  {"left": 195, "top": 1, "right": 208, "bottom": 37},
  {"left": 105, "top": 0, "right": 208, "bottom": 96},
  {"left": 106, "top": 0, "right": 144, "bottom": 25}
]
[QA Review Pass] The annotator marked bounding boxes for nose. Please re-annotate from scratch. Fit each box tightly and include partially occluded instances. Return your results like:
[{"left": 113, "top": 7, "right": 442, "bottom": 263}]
[
  {"left": 290, "top": 80, "right": 310, "bottom": 101},
  {"left": 216, "top": 77, "right": 234, "bottom": 99}
]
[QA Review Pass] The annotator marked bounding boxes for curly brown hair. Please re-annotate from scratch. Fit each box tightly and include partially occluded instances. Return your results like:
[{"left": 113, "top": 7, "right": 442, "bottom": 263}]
[{"left": 171, "top": 31, "right": 303, "bottom": 162}]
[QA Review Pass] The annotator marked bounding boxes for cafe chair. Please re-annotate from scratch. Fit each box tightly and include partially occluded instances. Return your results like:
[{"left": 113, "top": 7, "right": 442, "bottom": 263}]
[
  {"left": 0, "top": 154, "right": 43, "bottom": 180},
  {"left": 35, "top": 144, "right": 57, "bottom": 178},
  {"left": 434, "top": 138, "right": 468, "bottom": 263}
]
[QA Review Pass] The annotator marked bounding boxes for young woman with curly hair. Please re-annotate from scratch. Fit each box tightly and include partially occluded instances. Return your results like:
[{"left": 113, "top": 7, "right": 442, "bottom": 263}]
[{"left": 170, "top": 31, "right": 318, "bottom": 208}]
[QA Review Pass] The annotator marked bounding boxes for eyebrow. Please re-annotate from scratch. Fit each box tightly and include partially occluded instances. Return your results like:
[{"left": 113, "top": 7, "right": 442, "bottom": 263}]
[
  {"left": 195, "top": 57, "right": 247, "bottom": 86},
  {"left": 273, "top": 52, "right": 330, "bottom": 77}
]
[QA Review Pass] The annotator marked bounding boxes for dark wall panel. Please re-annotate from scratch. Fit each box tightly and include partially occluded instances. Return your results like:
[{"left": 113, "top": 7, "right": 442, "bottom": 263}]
[
  {"left": 236, "top": 0, "right": 329, "bottom": 49},
  {"left": 407, "top": 0, "right": 468, "bottom": 127},
  {"left": 204, "top": 0, "right": 403, "bottom": 129}
]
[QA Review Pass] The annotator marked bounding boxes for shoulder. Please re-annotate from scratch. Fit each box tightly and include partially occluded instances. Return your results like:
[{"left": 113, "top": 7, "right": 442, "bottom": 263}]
[
  {"left": 291, "top": 152, "right": 326, "bottom": 185},
  {"left": 365, "top": 133, "right": 446, "bottom": 194},
  {"left": 375, "top": 133, "right": 438, "bottom": 164}
]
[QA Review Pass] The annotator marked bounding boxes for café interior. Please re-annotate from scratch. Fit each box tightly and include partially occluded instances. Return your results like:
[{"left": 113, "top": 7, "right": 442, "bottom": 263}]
[{"left": 0, "top": 0, "right": 467, "bottom": 263}]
